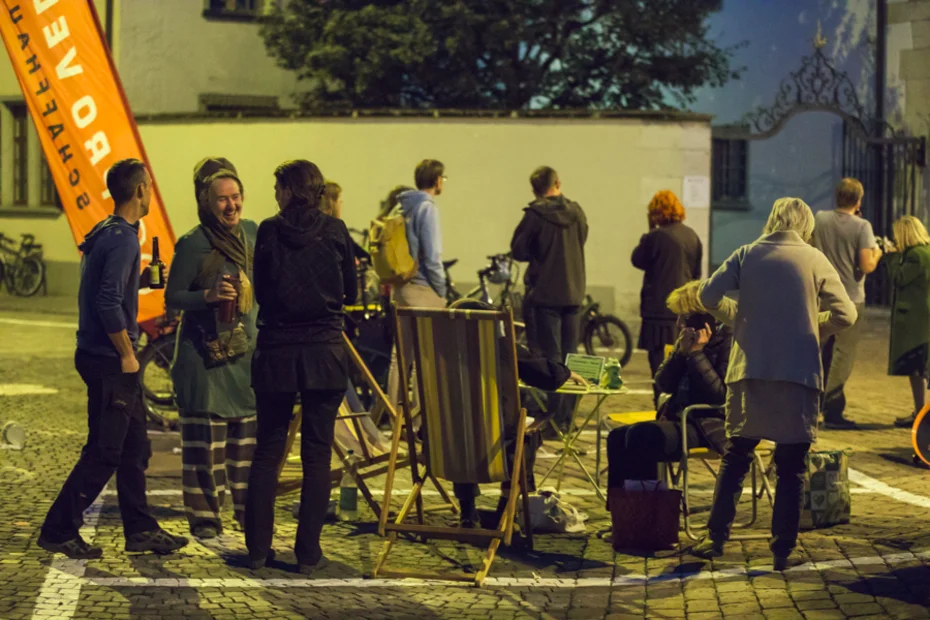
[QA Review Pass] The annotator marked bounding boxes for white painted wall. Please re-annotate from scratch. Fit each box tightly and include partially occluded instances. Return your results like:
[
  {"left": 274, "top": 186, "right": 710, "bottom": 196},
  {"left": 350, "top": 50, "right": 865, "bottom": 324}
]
[{"left": 6, "top": 117, "right": 711, "bottom": 317}]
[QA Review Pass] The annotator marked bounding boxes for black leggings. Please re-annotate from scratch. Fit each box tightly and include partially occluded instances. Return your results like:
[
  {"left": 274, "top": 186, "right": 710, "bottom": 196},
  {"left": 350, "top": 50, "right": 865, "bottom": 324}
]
[{"left": 606, "top": 420, "right": 707, "bottom": 490}]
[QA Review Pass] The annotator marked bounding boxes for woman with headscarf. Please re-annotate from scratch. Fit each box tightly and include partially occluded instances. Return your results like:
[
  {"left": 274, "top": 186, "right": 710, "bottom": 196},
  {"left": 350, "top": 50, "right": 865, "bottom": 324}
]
[
  {"left": 631, "top": 190, "right": 703, "bottom": 404},
  {"left": 245, "top": 160, "right": 357, "bottom": 573},
  {"left": 692, "top": 198, "right": 856, "bottom": 570},
  {"left": 165, "top": 158, "right": 258, "bottom": 540},
  {"left": 882, "top": 216, "right": 930, "bottom": 428}
]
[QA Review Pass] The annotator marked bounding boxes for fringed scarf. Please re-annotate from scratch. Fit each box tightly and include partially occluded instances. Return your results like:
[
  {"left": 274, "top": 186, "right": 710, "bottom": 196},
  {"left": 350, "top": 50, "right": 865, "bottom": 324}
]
[{"left": 194, "top": 198, "right": 254, "bottom": 316}]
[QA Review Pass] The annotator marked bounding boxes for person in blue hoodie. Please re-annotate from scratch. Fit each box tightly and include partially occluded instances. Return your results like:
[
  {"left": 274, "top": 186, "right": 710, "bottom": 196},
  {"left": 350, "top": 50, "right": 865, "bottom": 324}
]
[
  {"left": 386, "top": 159, "right": 448, "bottom": 410},
  {"left": 38, "top": 159, "right": 188, "bottom": 559}
]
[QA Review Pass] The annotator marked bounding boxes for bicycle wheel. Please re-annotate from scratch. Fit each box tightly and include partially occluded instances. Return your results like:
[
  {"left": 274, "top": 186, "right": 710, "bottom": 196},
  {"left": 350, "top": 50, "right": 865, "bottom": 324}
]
[
  {"left": 583, "top": 315, "right": 633, "bottom": 367},
  {"left": 10, "top": 256, "right": 44, "bottom": 297},
  {"left": 138, "top": 333, "right": 176, "bottom": 407}
]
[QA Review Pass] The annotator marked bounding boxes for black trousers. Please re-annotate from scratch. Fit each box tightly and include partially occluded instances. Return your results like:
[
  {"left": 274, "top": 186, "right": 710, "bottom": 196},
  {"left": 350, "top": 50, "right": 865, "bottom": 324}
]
[
  {"left": 245, "top": 389, "right": 343, "bottom": 565},
  {"left": 606, "top": 420, "right": 705, "bottom": 491},
  {"left": 41, "top": 350, "right": 158, "bottom": 543},
  {"left": 706, "top": 437, "right": 810, "bottom": 556},
  {"left": 452, "top": 431, "right": 542, "bottom": 511},
  {"left": 525, "top": 302, "right": 582, "bottom": 426}
]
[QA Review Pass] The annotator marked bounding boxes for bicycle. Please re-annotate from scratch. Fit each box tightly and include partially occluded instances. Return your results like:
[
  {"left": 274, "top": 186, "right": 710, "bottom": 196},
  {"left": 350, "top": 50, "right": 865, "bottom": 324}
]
[
  {"left": 0, "top": 232, "right": 46, "bottom": 297},
  {"left": 345, "top": 228, "right": 394, "bottom": 408},
  {"left": 445, "top": 252, "right": 522, "bottom": 315},
  {"left": 446, "top": 255, "right": 632, "bottom": 365},
  {"left": 580, "top": 294, "right": 633, "bottom": 366},
  {"left": 137, "top": 311, "right": 180, "bottom": 429}
]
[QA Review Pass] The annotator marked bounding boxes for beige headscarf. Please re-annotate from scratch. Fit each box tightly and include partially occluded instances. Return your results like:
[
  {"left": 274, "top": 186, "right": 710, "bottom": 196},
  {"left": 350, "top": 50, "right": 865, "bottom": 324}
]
[{"left": 193, "top": 158, "right": 253, "bottom": 315}]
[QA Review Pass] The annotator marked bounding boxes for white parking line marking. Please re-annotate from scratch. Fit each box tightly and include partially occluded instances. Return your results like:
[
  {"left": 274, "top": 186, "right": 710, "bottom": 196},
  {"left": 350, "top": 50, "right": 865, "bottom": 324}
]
[
  {"left": 113, "top": 487, "right": 878, "bottom": 499},
  {"left": 31, "top": 499, "right": 103, "bottom": 620},
  {"left": 55, "top": 550, "right": 930, "bottom": 590},
  {"left": 848, "top": 467, "right": 930, "bottom": 509},
  {"left": 0, "top": 317, "right": 77, "bottom": 329},
  {"left": 0, "top": 383, "right": 59, "bottom": 396}
]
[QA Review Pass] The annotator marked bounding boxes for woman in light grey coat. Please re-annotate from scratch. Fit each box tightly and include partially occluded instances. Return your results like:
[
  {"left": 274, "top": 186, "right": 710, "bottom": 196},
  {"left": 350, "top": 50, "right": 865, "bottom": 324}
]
[{"left": 692, "top": 197, "right": 857, "bottom": 569}]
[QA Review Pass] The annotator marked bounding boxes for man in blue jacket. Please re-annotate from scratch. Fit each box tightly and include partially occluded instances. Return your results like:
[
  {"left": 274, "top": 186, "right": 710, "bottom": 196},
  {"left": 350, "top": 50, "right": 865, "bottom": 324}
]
[
  {"left": 387, "top": 159, "right": 448, "bottom": 409},
  {"left": 38, "top": 159, "right": 188, "bottom": 559}
]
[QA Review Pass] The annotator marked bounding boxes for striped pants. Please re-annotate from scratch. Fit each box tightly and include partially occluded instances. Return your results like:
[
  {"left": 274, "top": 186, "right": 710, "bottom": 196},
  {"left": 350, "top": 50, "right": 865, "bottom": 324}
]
[{"left": 180, "top": 411, "right": 257, "bottom": 532}]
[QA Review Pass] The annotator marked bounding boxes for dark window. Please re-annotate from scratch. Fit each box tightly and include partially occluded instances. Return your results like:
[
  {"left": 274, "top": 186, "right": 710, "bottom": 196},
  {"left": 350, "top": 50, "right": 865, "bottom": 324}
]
[
  {"left": 203, "top": 0, "right": 269, "bottom": 20},
  {"left": 40, "top": 154, "right": 60, "bottom": 208},
  {"left": 11, "top": 104, "right": 28, "bottom": 205},
  {"left": 199, "top": 93, "right": 279, "bottom": 114},
  {"left": 711, "top": 138, "right": 749, "bottom": 210}
]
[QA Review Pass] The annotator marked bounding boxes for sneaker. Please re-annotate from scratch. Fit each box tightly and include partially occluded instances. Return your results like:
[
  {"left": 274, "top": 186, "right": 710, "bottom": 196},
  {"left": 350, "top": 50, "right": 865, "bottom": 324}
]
[
  {"left": 823, "top": 417, "right": 858, "bottom": 430},
  {"left": 773, "top": 553, "right": 802, "bottom": 571},
  {"left": 192, "top": 525, "right": 219, "bottom": 540},
  {"left": 895, "top": 412, "right": 917, "bottom": 428},
  {"left": 298, "top": 555, "right": 330, "bottom": 576},
  {"left": 37, "top": 534, "right": 102, "bottom": 560},
  {"left": 125, "top": 529, "right": 189, "bottom": 554},
  {"left": 248, "top": 549, "right": 275, "bottom": 571},
  {"left": 690, "top": 537, "right": 724, "bottom": 559}
]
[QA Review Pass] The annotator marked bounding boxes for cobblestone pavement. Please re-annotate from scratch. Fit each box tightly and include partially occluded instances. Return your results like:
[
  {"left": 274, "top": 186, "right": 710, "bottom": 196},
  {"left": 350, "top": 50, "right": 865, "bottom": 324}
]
[{"left": 0, "top": 301, "right": 928, "bottom": 619}]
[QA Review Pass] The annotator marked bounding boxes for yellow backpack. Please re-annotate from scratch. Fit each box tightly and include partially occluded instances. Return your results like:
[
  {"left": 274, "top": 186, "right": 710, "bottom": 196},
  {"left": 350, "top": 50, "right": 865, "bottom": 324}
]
[{"left": 369, "top": 207, "right": 418, "bottom": 285}]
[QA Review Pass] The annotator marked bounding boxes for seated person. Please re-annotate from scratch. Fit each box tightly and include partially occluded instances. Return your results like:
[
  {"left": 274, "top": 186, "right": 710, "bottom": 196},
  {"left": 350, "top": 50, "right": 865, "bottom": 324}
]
[
  {"left": 606, "top": 281, "right": 733, "bottom": 504},
  {"left": 448, "top": 303, "right": 586, "bottom": 528}
]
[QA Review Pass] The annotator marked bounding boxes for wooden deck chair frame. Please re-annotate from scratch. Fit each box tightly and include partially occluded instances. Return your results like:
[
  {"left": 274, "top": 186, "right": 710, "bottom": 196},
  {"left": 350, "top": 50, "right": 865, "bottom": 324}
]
[
  {"left": 668, "top": 404, "right": 773, "bottom": 541},
  {"left": 273, "top": 333, "right": 451, "bottom": 520},
  {"left": 372, "top": 306, "right": 533, "bottom": 587}
]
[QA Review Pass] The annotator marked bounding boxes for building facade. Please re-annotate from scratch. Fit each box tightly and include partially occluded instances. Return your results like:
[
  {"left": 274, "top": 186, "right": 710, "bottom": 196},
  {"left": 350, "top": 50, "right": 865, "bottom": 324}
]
[{"left": 696, "top": 0, "right": 929, "bottom": 270}]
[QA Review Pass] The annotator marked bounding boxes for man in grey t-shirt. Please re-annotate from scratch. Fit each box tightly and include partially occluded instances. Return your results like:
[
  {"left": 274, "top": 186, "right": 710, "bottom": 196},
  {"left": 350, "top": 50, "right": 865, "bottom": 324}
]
[{"left": 812, "top": 178, "right": 882, "bottom": 429}]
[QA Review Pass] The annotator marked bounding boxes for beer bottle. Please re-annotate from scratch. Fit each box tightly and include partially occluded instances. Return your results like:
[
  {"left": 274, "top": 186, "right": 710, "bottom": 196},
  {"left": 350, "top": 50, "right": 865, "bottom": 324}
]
[{"left": 148, "top": 236, "right": 166, "bottom": 289}]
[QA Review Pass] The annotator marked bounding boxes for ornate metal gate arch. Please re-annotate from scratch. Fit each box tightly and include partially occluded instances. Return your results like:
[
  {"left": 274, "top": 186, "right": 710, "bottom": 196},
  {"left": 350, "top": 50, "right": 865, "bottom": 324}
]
[{"left": 718, "top": 27, "right": 927, "bottom": 305}]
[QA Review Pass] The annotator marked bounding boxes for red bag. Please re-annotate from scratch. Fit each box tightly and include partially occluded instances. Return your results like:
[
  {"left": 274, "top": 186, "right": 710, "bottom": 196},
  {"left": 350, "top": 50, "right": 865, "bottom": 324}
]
[{"left": 609, "top": 482, "right": 681, "bottom": 551}]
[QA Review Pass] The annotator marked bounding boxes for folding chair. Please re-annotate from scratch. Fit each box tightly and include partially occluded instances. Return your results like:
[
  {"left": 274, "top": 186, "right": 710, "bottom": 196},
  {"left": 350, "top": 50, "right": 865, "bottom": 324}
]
[
  {"left": 274, "top": 333, "right": 450, "bottom": 519},
  {"left": 669, "top": 404, "right": 773, "bottom": 541},
  {"left": 372, "top": 306, "right": 533, "bottom": 587}
]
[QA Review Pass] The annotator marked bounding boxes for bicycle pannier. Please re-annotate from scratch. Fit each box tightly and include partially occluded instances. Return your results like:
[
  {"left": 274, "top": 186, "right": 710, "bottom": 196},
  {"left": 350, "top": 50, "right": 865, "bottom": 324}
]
[{"left": 369, "top": 208, "right": 417, "bottom": 285}]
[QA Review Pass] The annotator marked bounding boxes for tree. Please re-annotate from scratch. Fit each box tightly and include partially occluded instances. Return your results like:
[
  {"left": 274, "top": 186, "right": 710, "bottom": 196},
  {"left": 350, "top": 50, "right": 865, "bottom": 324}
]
[{"left": 260, "top": 0, "right": 743, "bottom": 110}]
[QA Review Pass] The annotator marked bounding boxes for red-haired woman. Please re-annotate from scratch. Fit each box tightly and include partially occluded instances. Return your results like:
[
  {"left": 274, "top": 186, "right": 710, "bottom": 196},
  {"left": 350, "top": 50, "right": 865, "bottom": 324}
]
[{"left": 631, "top": 190, "right": 702, "bottom": 404}]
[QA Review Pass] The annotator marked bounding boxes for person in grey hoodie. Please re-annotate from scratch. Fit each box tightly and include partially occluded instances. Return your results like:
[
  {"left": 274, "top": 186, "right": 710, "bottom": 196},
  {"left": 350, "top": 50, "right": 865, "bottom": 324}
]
[
  {"left": 386, "top": 159, "right": 447, "bottom": 410},
  {"left": 511, "top": 166, "right": 588, "bottom": 429}
]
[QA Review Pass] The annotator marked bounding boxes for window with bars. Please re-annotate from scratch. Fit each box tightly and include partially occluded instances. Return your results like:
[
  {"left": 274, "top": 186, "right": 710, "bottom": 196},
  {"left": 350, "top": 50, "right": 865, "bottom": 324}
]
[
  {"left": 11, "top": 104, "right": 28, "bottom": 206},
  {"left": 40, "top": 154, "right": 61, "bottom": 208},
  {"left": 203, "top": 0, "right": 272, "bottom": 20},
  {"left": 711, "top": 137, "right": 749, "bottom": 210}
]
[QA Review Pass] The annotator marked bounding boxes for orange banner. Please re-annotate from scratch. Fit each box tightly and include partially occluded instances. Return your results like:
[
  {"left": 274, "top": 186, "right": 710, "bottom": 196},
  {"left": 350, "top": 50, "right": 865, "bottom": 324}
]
[{"left": 0, "top": 0, "right": 174, "bottom": 323}]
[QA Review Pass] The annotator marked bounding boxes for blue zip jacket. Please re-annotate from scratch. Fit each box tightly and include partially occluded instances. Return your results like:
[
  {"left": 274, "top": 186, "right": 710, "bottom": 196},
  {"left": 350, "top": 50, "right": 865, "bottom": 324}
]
[
  {"left": 397, "top": 190, "right": 445, "bottom": 298},
  {"left": 75, "top": 215, "right": 141, "bottom": 357}
]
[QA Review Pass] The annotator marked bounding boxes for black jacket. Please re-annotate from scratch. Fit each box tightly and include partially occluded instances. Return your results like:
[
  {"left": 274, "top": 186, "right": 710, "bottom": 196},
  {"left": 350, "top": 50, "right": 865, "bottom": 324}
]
[
  {"left": 631, "top": 222, "right": 702, "bottom": 322},
  {"left": 253, "top": 206, "right": 358, "bottom": 347},
  {"left": 654, "top": 323, "right": 730, "bottom": 453},
  {"left": 511, "top": 195, "right": 588, "bottom": 307}
]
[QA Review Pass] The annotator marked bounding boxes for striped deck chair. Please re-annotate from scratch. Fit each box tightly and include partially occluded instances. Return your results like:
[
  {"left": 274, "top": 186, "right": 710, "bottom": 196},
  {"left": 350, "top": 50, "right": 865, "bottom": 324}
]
[
  {"left": 274, "top": 333, "right": 452, "bottom": 519},
  {"left": 372, "top": 306, "right": 532, "bottom": 587}
]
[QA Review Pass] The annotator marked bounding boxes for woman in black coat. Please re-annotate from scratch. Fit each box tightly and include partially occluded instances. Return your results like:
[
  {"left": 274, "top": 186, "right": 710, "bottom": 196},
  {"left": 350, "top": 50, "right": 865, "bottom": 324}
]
[
  {"left": 606, "top": 281, "right": 729, "bottom": 502},
  {"left": 244, "top": 160, "right": 357, "bottom": 573},
  {"left": 631, "top": 190, "right": 703, "bottom": 404}
]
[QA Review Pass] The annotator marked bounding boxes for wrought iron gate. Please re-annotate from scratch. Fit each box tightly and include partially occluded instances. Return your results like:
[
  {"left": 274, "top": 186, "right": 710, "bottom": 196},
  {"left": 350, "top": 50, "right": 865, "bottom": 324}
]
[{"left": 719, "top": 27, "right": 928, "bottom": 305}]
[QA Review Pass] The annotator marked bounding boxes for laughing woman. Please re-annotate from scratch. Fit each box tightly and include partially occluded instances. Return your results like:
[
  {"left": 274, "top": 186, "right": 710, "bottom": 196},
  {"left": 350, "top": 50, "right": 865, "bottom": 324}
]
[{"left": 165, "top": 158, "right": 258, "bottom": 540}]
